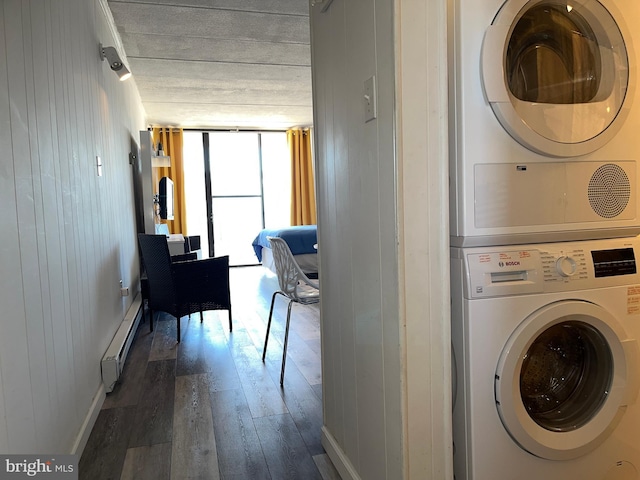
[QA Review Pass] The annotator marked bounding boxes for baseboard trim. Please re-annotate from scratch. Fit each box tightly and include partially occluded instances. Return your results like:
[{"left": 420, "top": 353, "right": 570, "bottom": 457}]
[
  {"left": 71, "top": 383, "right": 106, "bottom": 455},
  {"left": 321, "top": 426, "right": 362, "bottom": 480}
]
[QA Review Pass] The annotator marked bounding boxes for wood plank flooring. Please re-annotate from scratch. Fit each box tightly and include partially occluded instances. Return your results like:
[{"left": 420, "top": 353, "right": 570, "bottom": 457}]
[{"left": 79, "top": 266, "right": 340, "bottom": 480}]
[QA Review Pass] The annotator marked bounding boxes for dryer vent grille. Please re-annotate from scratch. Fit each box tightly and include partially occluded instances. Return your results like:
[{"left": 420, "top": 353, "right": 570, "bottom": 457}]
[{"left": 588, "top": 164, "right": 630, "bottom": 218}]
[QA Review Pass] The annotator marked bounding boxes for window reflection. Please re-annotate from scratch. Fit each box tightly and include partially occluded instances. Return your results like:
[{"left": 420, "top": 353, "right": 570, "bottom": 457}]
[{"left": 507, "top": 3, "right": 601, "bottom": 104}]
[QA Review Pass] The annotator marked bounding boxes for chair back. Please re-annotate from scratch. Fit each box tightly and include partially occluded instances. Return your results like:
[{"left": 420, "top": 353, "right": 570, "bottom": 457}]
[
  {"left": 268, "top": 236, "right": 319, "bottom": 302},
  {"left": 138, "top": 234, "right": 176, "bottom": 311}
]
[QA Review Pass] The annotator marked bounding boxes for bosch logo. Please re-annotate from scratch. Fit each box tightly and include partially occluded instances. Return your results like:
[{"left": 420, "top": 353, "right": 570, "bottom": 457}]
[{"left": 499, "top": 261, "right": 520, "bottom": 267}]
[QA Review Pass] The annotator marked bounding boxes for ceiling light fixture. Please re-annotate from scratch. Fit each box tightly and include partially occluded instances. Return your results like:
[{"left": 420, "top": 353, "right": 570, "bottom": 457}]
[{"left": 99, "top": 43, "right": 131, "bottom": 81}]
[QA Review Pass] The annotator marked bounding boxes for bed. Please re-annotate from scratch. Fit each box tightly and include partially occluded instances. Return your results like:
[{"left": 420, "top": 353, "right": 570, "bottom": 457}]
[{"left": 252, "top": 225, "right": 318, "bottom": 276}]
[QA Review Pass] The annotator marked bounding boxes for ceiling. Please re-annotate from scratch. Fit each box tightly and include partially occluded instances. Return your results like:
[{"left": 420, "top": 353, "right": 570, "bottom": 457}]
[{"left": 106, "top": 0, "right": 313, "bottom": 130}]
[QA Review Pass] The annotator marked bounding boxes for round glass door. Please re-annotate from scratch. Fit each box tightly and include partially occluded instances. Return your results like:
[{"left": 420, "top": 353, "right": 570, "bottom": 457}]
[
  {"left": 520, "top": 321, "right": 612, "bottom": 432},
  {"left": 482, "top": 0, "right": 631, "bottom": 157},
  {"left": 495, "top": 301, "right": 637, "bottom": 460}
]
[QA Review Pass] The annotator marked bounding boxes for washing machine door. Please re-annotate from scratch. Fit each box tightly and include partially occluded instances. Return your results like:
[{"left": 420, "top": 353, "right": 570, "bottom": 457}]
[
  {"left": 495, "top": 300, "right": 639, "bottom": 460},
  {"left": 482, "top": 0, "right": 633, "bottom": 157}
]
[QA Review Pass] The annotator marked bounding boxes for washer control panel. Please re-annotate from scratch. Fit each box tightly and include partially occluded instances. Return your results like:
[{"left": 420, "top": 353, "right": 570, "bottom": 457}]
[
  {"left": 539, "top": 248, "right": 588, "bottom": 284},
  {"left": 592, "top": 247, "right": 637, "bottom": 277},
  {"left": 458, "top": 237, "right": 640, "bottom": 299}
]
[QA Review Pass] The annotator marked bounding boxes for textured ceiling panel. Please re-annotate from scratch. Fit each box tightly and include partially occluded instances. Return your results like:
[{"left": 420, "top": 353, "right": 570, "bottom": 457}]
[
  {"left": 131, "top": 59, "right": 311, "bottom": 85},
  {"left": 134, "top": 78, "right": 311, "bottom": 105},
  {"left": 112, "top": 0, "right": 310, "bottom": 16},
  {"left": 107, "top": 0, "right": 312, "bottom": 129},
  {"left": 109, "top": 3, "right": 309, "bottom": 44},
  {"left": 120, "top": 33, "right": 311, "bottom": 65}
]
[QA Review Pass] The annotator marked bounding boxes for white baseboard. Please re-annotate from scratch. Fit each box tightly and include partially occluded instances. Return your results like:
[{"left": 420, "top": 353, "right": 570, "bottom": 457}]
[
  {"left": 321, "top": 426, "right": 362, "bottom": 480},
  {"left": 71, "top": 383, "right": 106, "bottom": 455}
]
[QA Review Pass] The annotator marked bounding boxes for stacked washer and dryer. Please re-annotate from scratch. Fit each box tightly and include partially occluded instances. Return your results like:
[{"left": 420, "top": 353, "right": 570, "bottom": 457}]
[{"left": 449, "top": 0, "right": 640, "bottom": 478}]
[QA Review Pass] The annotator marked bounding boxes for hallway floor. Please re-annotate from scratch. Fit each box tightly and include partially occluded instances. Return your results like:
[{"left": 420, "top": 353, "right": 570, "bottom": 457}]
[{"left": 79, "top": 266, "right": 339, "bottom": 480}]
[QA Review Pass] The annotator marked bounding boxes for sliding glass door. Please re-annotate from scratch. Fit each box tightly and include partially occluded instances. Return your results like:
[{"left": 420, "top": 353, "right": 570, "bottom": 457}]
[
  {"left": 207, "top": 132, "right": 263, "bottom": 265},
  {"left": 183, "top": 131, "right": 290, "bottom": 266}
]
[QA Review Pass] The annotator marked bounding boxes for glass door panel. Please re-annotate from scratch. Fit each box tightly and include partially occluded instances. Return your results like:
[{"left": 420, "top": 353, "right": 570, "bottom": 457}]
[
  {"left": 183, "top": 131, "right": 208, "bottom": 255},
  {"left": 209, "top": 132, "right": 264, "bottom": 266},
  {"left": 261, "top": 132, "right": 291, "bottom": 228},
  {"left": 210, "top": 132, "right": 262, "bottom": 196},
  {"left": 212, "top": 197, "right": 264, "bottom": 265},
  {"left": 183, "top": 130, "right": 290, "bottom": 264}
]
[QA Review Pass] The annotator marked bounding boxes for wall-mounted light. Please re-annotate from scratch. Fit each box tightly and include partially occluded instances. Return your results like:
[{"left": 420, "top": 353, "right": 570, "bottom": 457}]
[{"left": 99, "top": 43, "right": 131, "bottom": 81}]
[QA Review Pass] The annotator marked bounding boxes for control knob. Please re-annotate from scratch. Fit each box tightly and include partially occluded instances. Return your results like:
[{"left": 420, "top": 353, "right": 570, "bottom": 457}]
[{"left": 556, "top": 255, "right": 577, "bottom": 277}]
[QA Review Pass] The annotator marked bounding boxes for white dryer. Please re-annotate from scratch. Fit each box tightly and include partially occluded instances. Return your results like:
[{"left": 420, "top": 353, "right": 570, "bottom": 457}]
[
  {"left": 451, "top": 237, "right": 640, "bottom": 479},
  {"left": 449, "top": 0, "right": 640, "bottom": 247}
]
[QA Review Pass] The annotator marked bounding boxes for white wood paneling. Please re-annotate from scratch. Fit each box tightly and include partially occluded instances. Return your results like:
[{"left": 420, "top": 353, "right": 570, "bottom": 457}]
[
  {"left": 311, "top": 0, "right": 354, "bottom": 461},
  {"left": 311, "top": 0, "right": 403, "bottom": 478},
  {"left": 397, "top": 0, "right": 453, "bottom": 478},
  {"left": 311, "top": 0, "right": 452, "bottom": 478},
  {"left": 21, "top": 0, "right": 58, "bottom": 451},
  {"left": 0, "top": 0, "right": 145, "bottom": 454},
  {"left": 0, "top": 3, "right": 25, "bottom": 453},
  {"left": 2, "top": 0, "right": 40, "bottom": 452}
]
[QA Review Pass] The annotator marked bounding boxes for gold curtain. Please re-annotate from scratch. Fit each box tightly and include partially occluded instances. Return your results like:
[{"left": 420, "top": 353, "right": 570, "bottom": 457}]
[
  {"left": 288, "top": 128, "right": 316, "bottom": 225},
  {"left": 152, "top": 127, "right": 187, "bottom": 234}
]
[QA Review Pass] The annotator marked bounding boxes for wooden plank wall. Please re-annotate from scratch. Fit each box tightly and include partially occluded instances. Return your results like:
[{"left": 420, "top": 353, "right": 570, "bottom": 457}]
[
  {"left": 0, "top": 0, "right": 146, "bottom": 454},
  {"left": 310, "top": 0, "right": 453, "bottom": 478},
  {"left": 310, "top": 1, "right": 402, "bottom": 479}
]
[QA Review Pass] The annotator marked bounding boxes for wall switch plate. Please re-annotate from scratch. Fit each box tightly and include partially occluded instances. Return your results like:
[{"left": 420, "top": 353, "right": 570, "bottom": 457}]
[
  {"left": 364, "top": 75, "right": 377, "bottom": 123},
  {"left": 96, "top": 155, "right": 103, "bottom": 176}
]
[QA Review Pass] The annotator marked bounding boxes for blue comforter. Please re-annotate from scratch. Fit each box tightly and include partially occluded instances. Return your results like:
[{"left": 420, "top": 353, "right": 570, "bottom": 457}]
[{"left": 252, "top": 225, "right": 317, "bottom": 261}]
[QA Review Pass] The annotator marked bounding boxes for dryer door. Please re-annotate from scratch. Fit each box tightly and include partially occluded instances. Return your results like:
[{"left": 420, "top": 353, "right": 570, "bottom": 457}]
[
  {"left": 495, "top": 300, "right": 638, "bottom": 460},
  {"left": 482, "top": 0, "right": 632, "bottom": 157}
]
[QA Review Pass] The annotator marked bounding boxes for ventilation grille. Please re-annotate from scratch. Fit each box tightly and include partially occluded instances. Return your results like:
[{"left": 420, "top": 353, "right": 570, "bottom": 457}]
[{"left": 588, "top": 164, "right": 630, "bottom": 218}]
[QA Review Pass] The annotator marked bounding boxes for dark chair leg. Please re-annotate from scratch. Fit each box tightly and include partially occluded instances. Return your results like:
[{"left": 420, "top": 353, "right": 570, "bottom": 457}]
[
  {"left": 262, "top": 291, "right": 281, "bottom": 361},
  {"left": 280, "top": 300, "right": 295, "bottom": 386},
  {"left": 228, "top": 307, "right": 233, "bottom": 332},
  {"left": 200, "top": 311, "right": 203, "bottom": 323}
]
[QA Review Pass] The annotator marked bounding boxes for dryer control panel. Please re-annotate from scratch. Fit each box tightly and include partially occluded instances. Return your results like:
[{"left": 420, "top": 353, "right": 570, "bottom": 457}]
[{"left": 456, "top": 237, "right": 640, "bottom": 299}]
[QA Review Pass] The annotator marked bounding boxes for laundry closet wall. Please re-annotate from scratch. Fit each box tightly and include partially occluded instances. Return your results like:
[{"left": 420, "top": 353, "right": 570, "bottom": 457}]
[{"left": 310, "top": 0, "right": 451, "bottom": 478}]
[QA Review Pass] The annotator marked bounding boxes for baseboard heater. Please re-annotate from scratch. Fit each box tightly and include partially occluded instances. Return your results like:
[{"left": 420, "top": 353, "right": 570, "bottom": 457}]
[{"left": 101, "top": 293, "right": 143, "bottom": 393}]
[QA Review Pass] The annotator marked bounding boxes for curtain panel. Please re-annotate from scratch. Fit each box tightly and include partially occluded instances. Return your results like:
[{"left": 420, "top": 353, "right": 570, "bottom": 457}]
[
  {"left": 288, "top": 128, "right": 317, "bottom": 225},
  {"left": 152, "top": 127, "right": 187, "bottom": 235}
]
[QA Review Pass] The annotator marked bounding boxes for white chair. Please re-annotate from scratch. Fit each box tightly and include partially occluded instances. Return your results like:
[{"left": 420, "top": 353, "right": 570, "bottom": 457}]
[{"left": 262, "top": 236, "right": 320, "bottom": 385}]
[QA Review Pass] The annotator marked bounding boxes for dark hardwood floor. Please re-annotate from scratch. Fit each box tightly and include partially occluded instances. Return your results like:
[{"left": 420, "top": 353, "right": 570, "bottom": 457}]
[{"left": 79, "top": 266, "right": 339, "bottom": 480}]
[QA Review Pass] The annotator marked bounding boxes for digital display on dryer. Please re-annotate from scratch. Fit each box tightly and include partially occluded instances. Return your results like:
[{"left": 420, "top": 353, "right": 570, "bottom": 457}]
[{"left": 591, "top": 248, "right": 636, "bottom": 277}]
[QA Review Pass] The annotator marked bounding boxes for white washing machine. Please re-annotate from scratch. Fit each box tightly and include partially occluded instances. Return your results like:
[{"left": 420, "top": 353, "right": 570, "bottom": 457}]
[
  {"left": 449, "top": 0, "right": 640, "bottom": 247},
  {"left": 451, "top": 237, "right": 640, "bottom": 479}
]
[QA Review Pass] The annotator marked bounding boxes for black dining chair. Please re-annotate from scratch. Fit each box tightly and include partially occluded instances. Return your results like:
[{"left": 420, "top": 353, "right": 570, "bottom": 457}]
[{"left": 138, "top": 233, "right": 232, "bottom": 342}]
